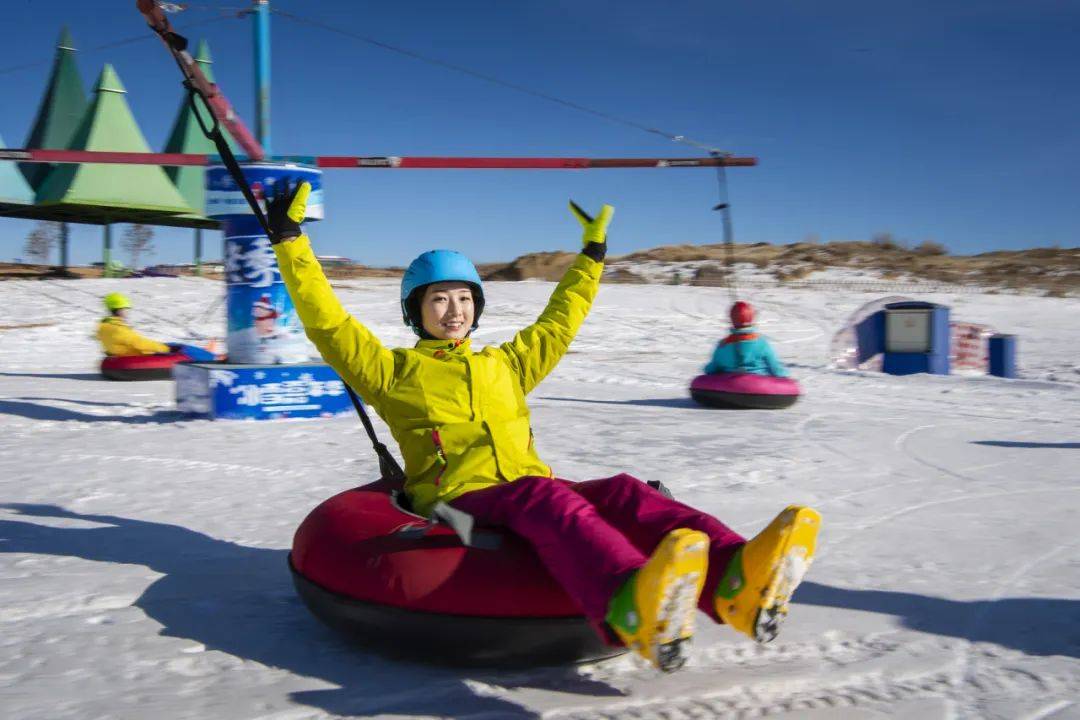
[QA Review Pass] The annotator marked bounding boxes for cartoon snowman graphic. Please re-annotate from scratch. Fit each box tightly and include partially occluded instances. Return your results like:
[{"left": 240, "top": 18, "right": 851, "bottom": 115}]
[{"left": 252, "top": 293, "right": 280, "bottom": 342}]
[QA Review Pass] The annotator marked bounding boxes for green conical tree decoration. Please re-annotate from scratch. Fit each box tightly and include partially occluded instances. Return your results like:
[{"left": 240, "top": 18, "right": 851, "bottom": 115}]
[
  {"left": 163, "top": 40, "right": 232, "bottom": 226},
  {"left": 1, "top": 134, "right": 35, "bottom": 207},
  {"left": 35, "top": 64, "right": 194, "bottom": 218},
  {"left": 21, "top": 27, "right": 88, "bottom": 189}
]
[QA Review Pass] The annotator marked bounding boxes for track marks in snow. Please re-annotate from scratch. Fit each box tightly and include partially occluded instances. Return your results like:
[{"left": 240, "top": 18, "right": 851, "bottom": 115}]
[
  {"left": 0, "top": 593, "right": 140, "bottom": 624},
  {"left": 690, "top": 630, "right": 906, "bottom": 669},
  {"left": 550, "top": 644, "right": 1076, "bottom": 720},
  {"left": 38, "top": 279, "right": 223, "bottom": 341},
  {"left": 959, "top": 536, "right": 1080, "bottom": 694},
  {"left": 758, "top": 295, "right": 833, "bottom": 349},
  {"left": 892, "top": 423, "right": 937, "bottom": 452},
  {"left": 51, "top": 452, "right": 307, "bottom": 479},
  {"left": 847, "top": 486, "right": 1080, "bottom": 536},
  {"left": 1020, "top": 701, "right": 1075, "bottom": 720},
  {"left": 8, "top": 283, "right": 96, "bottom": 327},
  {"left": 895, "top": 423, "right": 995, "bottom": 486},
  {"left": 795, "top": 412, "right": 879, "bottom": 467}
]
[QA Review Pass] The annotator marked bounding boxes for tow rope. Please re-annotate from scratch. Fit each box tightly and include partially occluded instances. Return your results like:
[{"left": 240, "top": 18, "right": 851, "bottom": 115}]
[
  {"left": 135, "top": 0, "right": 406, "bottom": 484},
  {"left": 711, "top": 152, "right": 739, "bottom": 304}
]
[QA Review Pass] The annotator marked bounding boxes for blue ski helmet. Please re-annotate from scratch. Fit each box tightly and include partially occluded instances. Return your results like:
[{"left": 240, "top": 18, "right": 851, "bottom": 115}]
[{"left": 400, "top": 250, "right": 485, "bottom": 336}]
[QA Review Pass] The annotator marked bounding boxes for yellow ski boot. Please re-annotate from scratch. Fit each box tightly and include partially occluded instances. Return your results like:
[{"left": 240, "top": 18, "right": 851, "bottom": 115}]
[
  {"left": 606, "top": 528, "right": 709, "bottom": 672},
  {"left": 715, "top": 506, "right": 821, "bottom": 643}
]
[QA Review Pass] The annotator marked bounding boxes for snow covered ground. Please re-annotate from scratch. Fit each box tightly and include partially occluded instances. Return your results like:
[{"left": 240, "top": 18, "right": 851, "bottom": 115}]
[{"left": 1, "top": 276, "right": 1078, "bottom": 720}]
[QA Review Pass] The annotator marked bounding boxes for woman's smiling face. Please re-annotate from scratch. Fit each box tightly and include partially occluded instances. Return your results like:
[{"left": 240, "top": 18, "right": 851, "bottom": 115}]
[{"left": 420, "top": 281, "right": 475, "bottom": 340}]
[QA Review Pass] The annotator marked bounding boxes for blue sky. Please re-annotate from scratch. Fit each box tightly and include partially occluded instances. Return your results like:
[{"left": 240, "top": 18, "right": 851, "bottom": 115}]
[{"left": 2, "top": 0, "right": 1078, "bottom": 267}]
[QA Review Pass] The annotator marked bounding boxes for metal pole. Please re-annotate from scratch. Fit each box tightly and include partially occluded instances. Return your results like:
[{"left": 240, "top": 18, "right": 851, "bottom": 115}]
[
  {"left": 103, "top": 224, "right": 112, "bottom": 277},
  {"left": 253, "top": 0, "right": 271, "bottom": 153},
  {"left": 59, "top": 222, "right": 70, "bottom": 269},
  {"left": 194, "top": 228, "right": 203, "bottom": 276},
  {"left": 3, "top": 148, "right": 758, "bottom": 168}
]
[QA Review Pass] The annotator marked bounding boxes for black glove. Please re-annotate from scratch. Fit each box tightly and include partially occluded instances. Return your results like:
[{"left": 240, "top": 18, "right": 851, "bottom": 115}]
[{"left": 266, "top": 179, "right": 310, "bottom": 244}]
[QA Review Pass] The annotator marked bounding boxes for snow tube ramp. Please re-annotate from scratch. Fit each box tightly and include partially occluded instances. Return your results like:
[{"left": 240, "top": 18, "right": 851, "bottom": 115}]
[
  {"left": 690, "top": 372, "right": 801, "bottom": 410},
  {"left": 100, "top": 352, "right": 192, "bottom": 381},
  {"left": 289, "top": 479, "right": 625, "bottom": 667}
]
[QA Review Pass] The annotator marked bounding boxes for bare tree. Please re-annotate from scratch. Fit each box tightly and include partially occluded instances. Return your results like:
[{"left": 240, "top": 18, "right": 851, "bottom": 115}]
[
  {"left": 913, "top": 240, "right": 947, "bottom": 256},
  {"left": 23, "top": 221, "right": 61, "bottom": 264},
  {"left": 871, "top": 232, "right": 903, "bottom": 251},
  {"left": 123, "top": 224, "right": 156, "bottom": 268}
]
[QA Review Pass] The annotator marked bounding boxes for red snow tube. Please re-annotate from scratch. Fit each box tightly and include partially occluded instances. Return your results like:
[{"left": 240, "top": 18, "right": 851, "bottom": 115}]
[
  {"left": 289, "top": 479, "right": 626, "bottom": 667},
  {"left": 100, "top": 351, "right": 193, "bottom": 381},
  {"left": 690, "top": 372, "right": 801, "bottom": 410}
]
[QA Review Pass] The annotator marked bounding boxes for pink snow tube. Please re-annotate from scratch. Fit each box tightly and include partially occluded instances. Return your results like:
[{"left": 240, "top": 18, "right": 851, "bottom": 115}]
[
  {"left": 690, "top": 373, "right": 801, "bottom": 410},
  {"left": 100, "top": 351, "right": 193, "bottom": 381}
]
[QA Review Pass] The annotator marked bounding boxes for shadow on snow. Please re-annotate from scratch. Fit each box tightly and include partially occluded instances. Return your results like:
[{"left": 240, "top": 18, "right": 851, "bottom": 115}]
[
  {"left": 797, "top": 581, "right": 1079, "bottom": 659},
  {"left": 0, "top": 503, "right": 623, "bottom": 719},
  {"left": 3, "top": 503, "right": 1078, "bottom": 719},
  {"left": 0, "top": 398, "right": 187, "bottom": 424},
  {"left": 971, "top": 440, "right": 1080, "bottom": 450},
  {"left": 0, "top": 371, "right": 107, "bottom": 382}
]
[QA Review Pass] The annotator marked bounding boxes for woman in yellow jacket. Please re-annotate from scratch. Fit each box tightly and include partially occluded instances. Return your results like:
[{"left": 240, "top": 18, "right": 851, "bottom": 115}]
[{"left": 269, "top": 181, "right": 820, "bottom": 672}]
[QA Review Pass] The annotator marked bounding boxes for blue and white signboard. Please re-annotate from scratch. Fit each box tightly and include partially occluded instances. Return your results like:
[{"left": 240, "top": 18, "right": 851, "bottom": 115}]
[
  {"left": 176, "top": 362, "right": 353, "bottom": 421},
  {"left": 222, "top": 227, "right": 311, "bottom": 364},
  {"left": 205, "top": 163, "right": 324, "bottom": 220},
  {"left": 206, "top": 163, "right": 323, "bottom": 364}
]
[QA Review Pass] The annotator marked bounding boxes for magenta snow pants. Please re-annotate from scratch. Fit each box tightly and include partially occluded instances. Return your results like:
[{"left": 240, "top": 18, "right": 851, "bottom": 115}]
[{"left": 449, "top": 473, "right": 746, "bottom": 623}]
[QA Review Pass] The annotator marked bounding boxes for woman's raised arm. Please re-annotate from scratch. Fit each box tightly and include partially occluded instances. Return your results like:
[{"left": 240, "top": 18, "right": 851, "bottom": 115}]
[
  {"left": 499, "top": 202, "right": 612, "bottom": 394},
  {"left": 269, "top": 183, "right": 395, "bottom": 406}
]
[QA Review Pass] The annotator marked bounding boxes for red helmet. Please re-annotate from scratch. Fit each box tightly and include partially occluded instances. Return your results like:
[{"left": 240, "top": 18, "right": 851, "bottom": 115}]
[{"left": 730, "top": 301, "right": 754, "bottom": 328}]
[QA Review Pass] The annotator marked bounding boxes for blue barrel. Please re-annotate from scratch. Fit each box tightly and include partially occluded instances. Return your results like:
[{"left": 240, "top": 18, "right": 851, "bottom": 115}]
[
  {"left": 206, "top": 163, "right": 324, "bottom": 364},
  {"left": 988, "top": 334, "right": 1017, "bottom": 378}
]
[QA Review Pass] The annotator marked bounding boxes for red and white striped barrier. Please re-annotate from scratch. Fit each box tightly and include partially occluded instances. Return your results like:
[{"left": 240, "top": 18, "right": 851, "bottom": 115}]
[{"left": 950, "top": 322, "right": 994, "bottom": 375}]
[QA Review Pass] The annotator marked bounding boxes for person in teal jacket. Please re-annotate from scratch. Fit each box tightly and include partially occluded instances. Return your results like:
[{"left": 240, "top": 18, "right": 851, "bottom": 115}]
[{"left": 704, "top": 301, "right": 789, "bottom": 377}]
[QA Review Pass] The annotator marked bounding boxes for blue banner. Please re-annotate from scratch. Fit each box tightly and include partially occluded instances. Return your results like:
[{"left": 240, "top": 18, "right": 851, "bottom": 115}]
[
  {"left": 222, "top": 222, "right": 310, "bottom": 364},
  {"left": 176, "top": 362, "right": 353, "bottom": 421},
  {"left": 206, "top": 164, "right": 324, "bottom": 220},
  {"left": 206, "top": 163, "right": 323, "bottom": 364}
]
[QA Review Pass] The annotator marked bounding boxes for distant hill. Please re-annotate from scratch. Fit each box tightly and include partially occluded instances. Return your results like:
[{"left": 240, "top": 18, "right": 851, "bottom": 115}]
[
  {"left": 4, "top": 241, "right": 1077, "bottom": 295},
  {"left": 477, "top": 241, "right": 1079, "bottom": 296}
]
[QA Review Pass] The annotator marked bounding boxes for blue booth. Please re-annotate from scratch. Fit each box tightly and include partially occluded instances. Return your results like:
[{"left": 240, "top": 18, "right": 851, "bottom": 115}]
[
  {"left": 988, "top": 334, "right": 1018, "bottom": 379},
  {"left": 853, "top": 311, "right": 886, "bottom": 367},
  {"left": 881, "top": 301, "right": 951, "bottom": 376}
]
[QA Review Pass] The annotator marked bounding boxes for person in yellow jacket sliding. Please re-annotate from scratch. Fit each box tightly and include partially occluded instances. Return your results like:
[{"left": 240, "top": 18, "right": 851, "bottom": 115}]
[
  {"left": 97, "top": 292, "right": 218, "bottom": 361},
  {"left": 268, "top": 180, "right": 821, "bottom": 673},
  {"left": 97, "top": 293, "right": 173, "bottom": 356}
]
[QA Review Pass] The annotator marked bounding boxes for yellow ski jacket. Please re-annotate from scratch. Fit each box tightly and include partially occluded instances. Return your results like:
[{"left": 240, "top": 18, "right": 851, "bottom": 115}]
[
  {"left": 97, "top": 316, "right": 172, "bottom": 356},
  {"left": 275, "top": 235, "right": 603, "bottom": 516}
]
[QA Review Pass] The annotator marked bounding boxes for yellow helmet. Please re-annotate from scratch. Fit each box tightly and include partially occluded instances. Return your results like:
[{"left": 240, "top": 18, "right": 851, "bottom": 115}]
[{"left": 103, "top": 292, "right": 132, "bottom": 312}]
